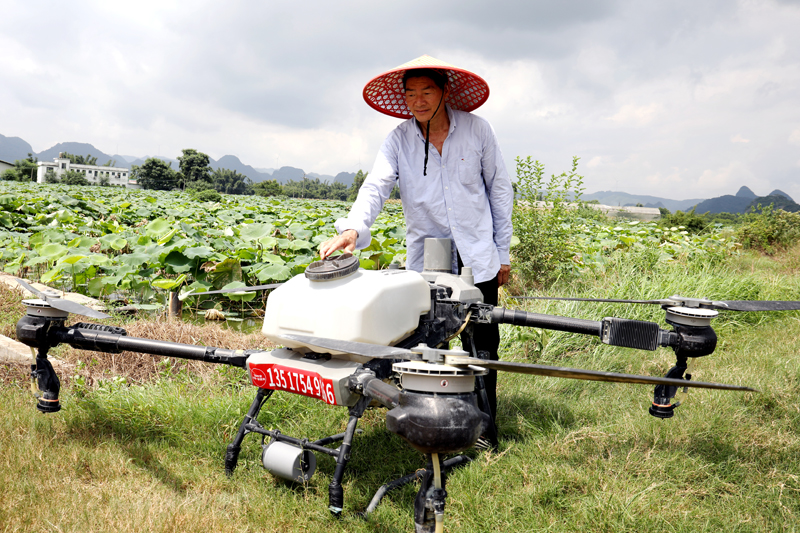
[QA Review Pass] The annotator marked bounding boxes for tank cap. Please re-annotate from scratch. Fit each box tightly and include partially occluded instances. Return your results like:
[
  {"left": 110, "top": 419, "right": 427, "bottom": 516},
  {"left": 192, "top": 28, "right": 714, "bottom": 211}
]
[{"left": 305, "top": 253, "right": 359, "bottom": 281}]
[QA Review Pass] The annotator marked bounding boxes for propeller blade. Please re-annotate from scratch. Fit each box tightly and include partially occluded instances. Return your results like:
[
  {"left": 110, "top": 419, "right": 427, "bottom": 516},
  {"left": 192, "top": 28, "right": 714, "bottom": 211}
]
[
  {"left": 15, "top": 277, "right": 110, "bottom": 319},
  {"left": 13, "top": 277, "right": 47, "bottom": 300},
  {"left": 712, "top": 300, "right": 800, "bottom": 312},
  {"left": 444, "top": 356, "right": 757, "bottom": 392},
  {"left": 47, "top": 298, "right": 111, "bottom": 320},
  {"left": 280, "top": 334, "right": 417, "bottom": 359},
  {"left": 179, "top": 282, "right": 283, "bottom": 301},
  {"left": 512, "top": 294, "right": 800, "bottom": 313},
  {"left": 511, "top": 295, "right": 667, "bottom": 305}
]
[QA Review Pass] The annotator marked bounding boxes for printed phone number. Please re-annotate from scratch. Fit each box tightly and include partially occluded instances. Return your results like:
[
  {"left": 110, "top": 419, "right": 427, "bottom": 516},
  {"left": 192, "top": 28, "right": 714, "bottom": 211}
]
[{"left": 250, "top": 364, "right": 337, "bottom": 405}]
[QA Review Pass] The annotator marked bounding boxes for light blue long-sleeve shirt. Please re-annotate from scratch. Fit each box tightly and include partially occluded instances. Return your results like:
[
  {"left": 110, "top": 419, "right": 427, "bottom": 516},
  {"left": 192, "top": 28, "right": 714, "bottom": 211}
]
[{"left": 335, "top": 106, "right": 513, "bottom": 284}]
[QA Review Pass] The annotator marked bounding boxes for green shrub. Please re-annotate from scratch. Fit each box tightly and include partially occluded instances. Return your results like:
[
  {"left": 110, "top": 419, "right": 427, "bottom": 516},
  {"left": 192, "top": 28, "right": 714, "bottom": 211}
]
[
  {"left": 44, "top": 169, "right": 59, "bottom": 183},
  {"left": 194, "top": 189, "right": 222, "bottom": 203},
  {"left": 735, "top": 205, "right": 800, "bottom": 254},
  {"left": 62, "top": 170, "right": 90, "bottom": 186},
  {"left": 658, "top": 208, "right": 709, "bottom": 234},
  {"left": 512, "top": 156, "right": 584, "bottom": 287}
]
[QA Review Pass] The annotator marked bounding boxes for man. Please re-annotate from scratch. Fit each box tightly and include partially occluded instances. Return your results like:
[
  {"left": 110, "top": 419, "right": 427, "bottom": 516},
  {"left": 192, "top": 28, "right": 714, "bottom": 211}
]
[{"left": 320, "top": 55, "right": 513, "bottom": 433}]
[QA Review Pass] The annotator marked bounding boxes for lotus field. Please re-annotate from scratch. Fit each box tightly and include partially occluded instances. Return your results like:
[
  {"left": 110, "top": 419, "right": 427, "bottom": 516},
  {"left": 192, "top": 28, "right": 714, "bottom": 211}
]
[
  {"left": 0, "top": 181, "right": 740, "bottom": 310},
  {"left": 0, "top": 182, "right": 406, "bottom": 310}
]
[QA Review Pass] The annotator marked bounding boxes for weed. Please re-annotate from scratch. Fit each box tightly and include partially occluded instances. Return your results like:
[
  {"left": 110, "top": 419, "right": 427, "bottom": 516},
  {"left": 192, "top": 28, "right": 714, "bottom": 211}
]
[{"left": 512, "top": 156, "right": 585, "bottom": 287}]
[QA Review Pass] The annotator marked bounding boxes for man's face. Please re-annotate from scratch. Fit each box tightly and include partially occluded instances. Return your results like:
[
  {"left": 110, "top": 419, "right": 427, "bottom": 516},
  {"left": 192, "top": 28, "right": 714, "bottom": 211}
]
[{"left": 404, "top": 76, "right": 448, "bottom": 123}]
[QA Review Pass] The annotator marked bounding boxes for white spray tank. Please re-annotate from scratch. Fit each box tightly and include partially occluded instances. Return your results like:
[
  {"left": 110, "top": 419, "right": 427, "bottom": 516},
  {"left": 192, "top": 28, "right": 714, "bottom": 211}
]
[{"left": 261, "top": 253, "right": 431, "bottom": 351}]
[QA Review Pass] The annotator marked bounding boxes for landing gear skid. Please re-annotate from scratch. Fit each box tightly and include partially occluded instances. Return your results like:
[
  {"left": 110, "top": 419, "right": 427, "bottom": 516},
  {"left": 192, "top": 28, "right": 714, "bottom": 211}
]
[
  {"left": 224, "top": 388, "right": 370, "bottom": 516},
  {"left": 225, "top": 388, "right": 472, "bottom": 527}
]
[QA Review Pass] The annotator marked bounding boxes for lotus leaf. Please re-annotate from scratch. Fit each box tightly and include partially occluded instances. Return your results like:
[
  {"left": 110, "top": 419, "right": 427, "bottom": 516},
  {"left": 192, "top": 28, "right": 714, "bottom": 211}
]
[
  {"left": 255, "top": 264, "right": 291, "bottom": 282},
  {"left": 218, "top": 281, "right": 257, "bottom": 302},
  {"left": 163, "top": 251, "right": 195, "bottom": 274}
]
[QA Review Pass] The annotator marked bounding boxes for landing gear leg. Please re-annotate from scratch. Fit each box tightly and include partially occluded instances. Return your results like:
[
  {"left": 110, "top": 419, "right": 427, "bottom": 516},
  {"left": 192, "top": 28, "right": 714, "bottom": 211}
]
[
  {"left": 328, "top": 396, "right": 370, "bottom": 517},
  {"left": 225, "top": 387, "right": 273, "bottom": 476},
  {"left": 414, "top": 453, "right": 447, "bottom": 533},
  {"left": 463, "top": 329, "right": 499, "bottom": 449}
]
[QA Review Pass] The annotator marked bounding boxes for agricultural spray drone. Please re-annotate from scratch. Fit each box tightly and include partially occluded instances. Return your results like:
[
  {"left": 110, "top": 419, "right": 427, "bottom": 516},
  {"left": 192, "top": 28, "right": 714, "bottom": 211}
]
[{"left": 15, "top": 238, "right": 793, "bottom": 533}]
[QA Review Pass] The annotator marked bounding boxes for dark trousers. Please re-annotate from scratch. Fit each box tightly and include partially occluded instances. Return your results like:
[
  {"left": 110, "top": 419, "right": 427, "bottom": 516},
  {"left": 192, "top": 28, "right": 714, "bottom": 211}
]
[{"left": 457, "top": 256, "right": 500, "bottom": 421}]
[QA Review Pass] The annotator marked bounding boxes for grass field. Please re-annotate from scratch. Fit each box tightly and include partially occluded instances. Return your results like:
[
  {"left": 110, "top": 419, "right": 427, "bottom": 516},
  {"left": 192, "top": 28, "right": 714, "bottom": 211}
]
[{"left": 2, "top": 246, "right": 800, "bottom": 532}]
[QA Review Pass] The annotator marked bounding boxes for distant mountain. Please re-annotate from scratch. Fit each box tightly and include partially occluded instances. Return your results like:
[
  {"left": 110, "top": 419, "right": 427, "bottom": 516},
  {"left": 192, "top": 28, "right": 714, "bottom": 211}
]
[
  {"left": 693, "top": 195, "right": 753, "bottom": 214},
  {"left": 254, "top": 168, "right": 275, "bottom": 175},
  {"left": 270, "top": 166, "right": 306, "bottom": 184},
  {"left": 583, "top": 191, "right": 702, "bottom": 212},
  {"left": 0, "top": 134, "right": 34, "bottom": 162},
  {"left": 37, "top": 142, "right": 119, "bottom": 166},
  {"left": 768, "top": 189, "right": 793, "bottom": 201},
  {"left": 747, "top": 195, "right": 800, "bottom": 213},
  {"left": 333, "top": 172, "right": 357, "bottom": 187},
  {"left": 695, "top": 188, "right": 797, "bottom": 214},
  {"left": 211, "top": 155, "right": 271, "bottom": 183}
]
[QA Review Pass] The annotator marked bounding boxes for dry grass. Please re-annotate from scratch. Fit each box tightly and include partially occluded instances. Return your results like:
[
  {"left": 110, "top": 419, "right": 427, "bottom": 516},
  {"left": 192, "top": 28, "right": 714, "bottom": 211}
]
[
  {"left": 57, "top": 317, "right": 276, "bottom": 386},
  {"left": 0, "top": 281, "right": 26, "bottom": 339},
  {"left": 0, "top": 282, "right": 274, "bottom": 388}
]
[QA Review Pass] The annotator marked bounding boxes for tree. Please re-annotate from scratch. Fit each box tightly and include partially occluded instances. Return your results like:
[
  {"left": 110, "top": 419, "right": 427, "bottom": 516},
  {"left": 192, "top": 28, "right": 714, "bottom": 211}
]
[
  {"left": 185, "top": 180, "right": 214, "bottom": 193},
  {"left": 283, "top": 176, "right": 336, "bottom": 199},
  {"left": 347, "top": 170, "right": 367, "bottom": 201},
  {"left": 44, "top": 169, "right": 59, "bottom": 183},
  {"left": 63, "top": 153, "right": 98, "bottom": 166},
  {"left": 131, "top": 158, "right": 177, "bottom": 190},
  {"left": 328, "top": 181, "right": 349, "bottom": 201},
  {"left": 212, "top": 168, "right": 253, "bottom": 195},
  {"left": 61, "top": 170, "right": 89, "bottom": 186},
  {"left": 253, "top": 179, "right": 283, "bottom": 197},
  {"left": 2, "top": 155, "right": 38, "bottom": 182},
  {"left": 177, "top": 149, "right": 212, "bottom": 190}
]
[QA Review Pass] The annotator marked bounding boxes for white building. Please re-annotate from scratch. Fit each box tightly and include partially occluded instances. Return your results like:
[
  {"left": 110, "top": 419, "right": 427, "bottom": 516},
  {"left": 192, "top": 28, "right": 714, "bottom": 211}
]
[
  {"left": 0, "top": 159, "right": 14, "bottom": 173},
  {"left": 37, "top": 154, "right": 139, "bottom": 188}
]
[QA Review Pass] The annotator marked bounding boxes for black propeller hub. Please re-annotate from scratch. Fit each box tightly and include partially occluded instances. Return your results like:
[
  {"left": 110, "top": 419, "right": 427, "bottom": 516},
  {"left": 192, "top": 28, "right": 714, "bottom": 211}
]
[
  {"left": 385, "top": 391, "right": 489, "bottom": 454},
  {"left": 16, "top": 315, "right": 64, "bottom": 349},
  {"left": 667, "top": 323, "right": 717, "bottom": 359}
]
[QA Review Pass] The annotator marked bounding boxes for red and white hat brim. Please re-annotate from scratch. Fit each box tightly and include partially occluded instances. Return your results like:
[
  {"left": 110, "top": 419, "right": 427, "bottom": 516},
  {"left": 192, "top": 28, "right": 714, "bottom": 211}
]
[{"left": 363, "top": 55, "right": 490, "bottom": 119}]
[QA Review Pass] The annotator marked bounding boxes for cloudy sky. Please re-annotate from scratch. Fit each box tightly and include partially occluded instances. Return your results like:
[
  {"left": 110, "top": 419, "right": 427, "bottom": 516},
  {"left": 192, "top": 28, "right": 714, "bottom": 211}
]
[{"left": 2, "top": 0, "right": 799, "bottom": 200}]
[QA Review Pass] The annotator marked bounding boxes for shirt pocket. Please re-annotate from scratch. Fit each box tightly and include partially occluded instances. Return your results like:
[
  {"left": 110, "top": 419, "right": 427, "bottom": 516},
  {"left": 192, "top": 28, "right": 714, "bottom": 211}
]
[{"left": 457, "top": 154, "right": 484, "bottom": 191}]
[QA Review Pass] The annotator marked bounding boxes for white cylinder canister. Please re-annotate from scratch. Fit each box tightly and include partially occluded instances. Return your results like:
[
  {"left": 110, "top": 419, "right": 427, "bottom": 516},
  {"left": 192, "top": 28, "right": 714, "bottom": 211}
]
[{"left": 261, "top": 440, "right": 317, "bottom": 482}]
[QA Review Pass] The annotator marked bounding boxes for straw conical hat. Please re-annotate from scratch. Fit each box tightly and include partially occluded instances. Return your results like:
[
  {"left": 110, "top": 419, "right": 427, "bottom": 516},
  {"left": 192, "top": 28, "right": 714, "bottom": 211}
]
[{"left": 363, "top": 55, "right": 490, "bottom": 119}]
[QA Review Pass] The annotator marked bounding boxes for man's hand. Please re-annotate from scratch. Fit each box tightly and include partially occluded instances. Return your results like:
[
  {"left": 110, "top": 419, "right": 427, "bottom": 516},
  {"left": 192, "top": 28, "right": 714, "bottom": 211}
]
[
  {"left": 497, "top": 264, "right": 511, "bottom": 287},
  {"left": 319, "top": 229, "right": 358, "bottom": 259}
]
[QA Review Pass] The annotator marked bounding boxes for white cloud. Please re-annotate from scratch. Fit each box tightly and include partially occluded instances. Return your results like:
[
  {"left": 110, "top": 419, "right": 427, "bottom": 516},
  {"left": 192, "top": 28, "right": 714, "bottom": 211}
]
[
  {"left": 587, "top": 156, "right": 606, "bottom": 168},
  {"left": 1, "top": 0, "right": 800, "bottom": 201},
  {"left": 607, "top": 103, "right": 663, "bottom": 126}
]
